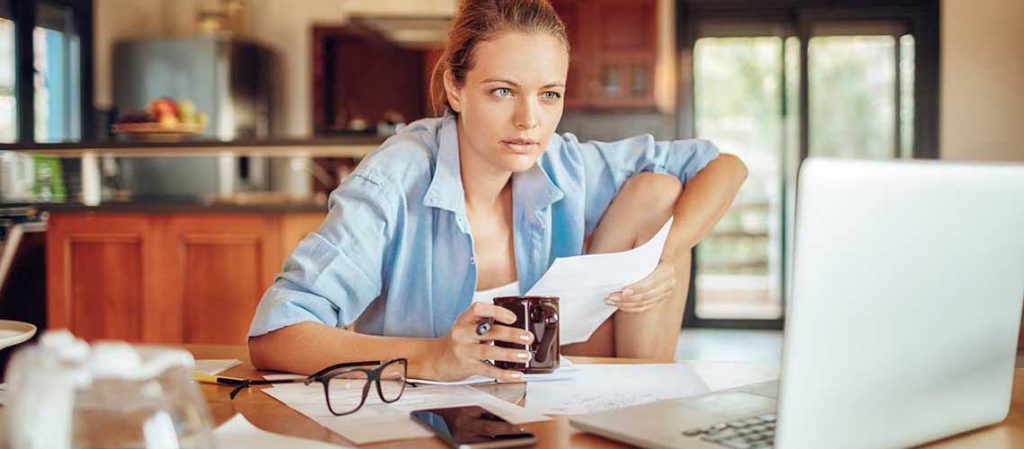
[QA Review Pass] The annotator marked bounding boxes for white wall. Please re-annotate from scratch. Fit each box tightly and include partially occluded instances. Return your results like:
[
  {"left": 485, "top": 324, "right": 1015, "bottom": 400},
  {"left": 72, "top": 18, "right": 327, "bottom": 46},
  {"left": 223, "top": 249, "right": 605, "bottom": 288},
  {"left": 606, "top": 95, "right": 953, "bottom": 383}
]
[
  {"left": 654, "top": 0, "right": 675, "bottom": 113},
  {"left": 940, "top": 0, "right": 1024, "bottom": 162},
  {"left": 93, "top": 0, "right": 166, "bottom": 109}
]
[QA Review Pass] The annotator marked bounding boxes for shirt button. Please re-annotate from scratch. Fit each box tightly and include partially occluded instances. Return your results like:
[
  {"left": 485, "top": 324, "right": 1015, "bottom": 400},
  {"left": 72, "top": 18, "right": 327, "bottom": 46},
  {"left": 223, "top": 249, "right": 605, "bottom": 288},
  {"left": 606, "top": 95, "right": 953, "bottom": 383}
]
[{"left": 469, "top": 257, "right": 475, "bottom": 265}]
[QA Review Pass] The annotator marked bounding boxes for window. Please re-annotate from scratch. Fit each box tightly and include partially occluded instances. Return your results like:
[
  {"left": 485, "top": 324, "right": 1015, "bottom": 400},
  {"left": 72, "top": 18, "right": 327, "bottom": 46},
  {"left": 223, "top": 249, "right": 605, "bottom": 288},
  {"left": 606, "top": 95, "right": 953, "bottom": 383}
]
[
  {"left": 0, "top": 0, "right": 91, "bottom": 144},
  {"left": 681, "top": 1, "right": 939, "bottom": 328},
  {"left": 34, "top": 1, "right": 81, "bottom": 142},
  {"left": 0, "top": 4, "right": 15, "bottom": 143}
]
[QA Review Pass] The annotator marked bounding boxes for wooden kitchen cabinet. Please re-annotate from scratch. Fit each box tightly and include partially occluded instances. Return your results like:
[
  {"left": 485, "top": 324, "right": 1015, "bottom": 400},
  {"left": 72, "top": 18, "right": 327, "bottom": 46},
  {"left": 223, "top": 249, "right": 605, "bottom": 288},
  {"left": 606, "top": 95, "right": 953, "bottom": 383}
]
[
  {"left": 160, "top": 215, "right": 283, "bottom": 345},
  {"left": 47, "top": 212, "right": 323, "bottom": 345},
  {"left": 313, "top": 24, "right": 428, "bottom": 134},
  {"left": 551, "top": 0, "right": 658, "bottom": 109},
  {"left": 46, "top": 214, "right": 154, "bottom": 342}
]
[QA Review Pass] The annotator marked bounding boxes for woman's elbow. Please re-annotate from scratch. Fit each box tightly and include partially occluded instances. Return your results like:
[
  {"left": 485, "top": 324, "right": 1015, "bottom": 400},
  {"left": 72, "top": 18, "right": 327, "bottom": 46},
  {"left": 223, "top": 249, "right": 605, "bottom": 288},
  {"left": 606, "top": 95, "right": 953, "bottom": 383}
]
[
  {"left": 248, "top": 327, "right": 293, "bottom": 371},
  {"left": 248, "top": 334, "right": 274, "bottom": 370}
]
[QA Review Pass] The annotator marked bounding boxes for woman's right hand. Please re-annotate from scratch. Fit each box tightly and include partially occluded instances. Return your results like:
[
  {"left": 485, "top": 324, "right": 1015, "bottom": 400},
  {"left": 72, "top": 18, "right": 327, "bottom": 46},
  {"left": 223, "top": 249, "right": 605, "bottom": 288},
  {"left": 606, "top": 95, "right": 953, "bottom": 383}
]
[{"left": 428, "top": 302, "right": 535, "bottom": 382}]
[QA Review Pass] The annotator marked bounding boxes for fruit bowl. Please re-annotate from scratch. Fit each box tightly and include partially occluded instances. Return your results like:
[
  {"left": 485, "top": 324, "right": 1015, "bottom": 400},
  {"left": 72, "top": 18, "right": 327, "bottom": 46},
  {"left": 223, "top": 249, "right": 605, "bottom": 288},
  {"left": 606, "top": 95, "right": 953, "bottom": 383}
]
[
  {"left": 112, "top": 122, "right": 206, "bottom": 142},
  {"left": 113, "top": 97, "right": 207, "bottom": 142}
]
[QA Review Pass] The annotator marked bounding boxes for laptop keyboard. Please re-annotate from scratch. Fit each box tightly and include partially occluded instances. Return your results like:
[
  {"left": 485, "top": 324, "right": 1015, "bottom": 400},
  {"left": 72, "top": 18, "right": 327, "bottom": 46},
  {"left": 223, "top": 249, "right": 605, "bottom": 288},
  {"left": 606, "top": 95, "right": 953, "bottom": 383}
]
[{"left": 682, "top": 413, "right": 776, "bottom": 449}]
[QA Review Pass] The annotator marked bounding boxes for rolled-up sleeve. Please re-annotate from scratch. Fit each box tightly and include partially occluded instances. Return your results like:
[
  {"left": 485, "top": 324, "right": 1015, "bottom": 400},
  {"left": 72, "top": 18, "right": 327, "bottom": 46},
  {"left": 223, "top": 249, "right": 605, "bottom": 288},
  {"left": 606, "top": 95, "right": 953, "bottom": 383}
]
[
  {"left": 248, "top": 170, "right": 397, "bottom": 337},
  {"left": 563, "top": 133, "right": 720, "bottom": 234}
]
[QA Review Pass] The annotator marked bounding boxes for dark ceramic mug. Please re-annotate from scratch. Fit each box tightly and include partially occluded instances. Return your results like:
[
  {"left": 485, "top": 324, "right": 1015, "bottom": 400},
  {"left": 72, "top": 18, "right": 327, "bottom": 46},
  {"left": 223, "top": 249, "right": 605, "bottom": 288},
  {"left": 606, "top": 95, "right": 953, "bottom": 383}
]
[{"left": 492, "top": 296, "right": 560, "bottom": 374}]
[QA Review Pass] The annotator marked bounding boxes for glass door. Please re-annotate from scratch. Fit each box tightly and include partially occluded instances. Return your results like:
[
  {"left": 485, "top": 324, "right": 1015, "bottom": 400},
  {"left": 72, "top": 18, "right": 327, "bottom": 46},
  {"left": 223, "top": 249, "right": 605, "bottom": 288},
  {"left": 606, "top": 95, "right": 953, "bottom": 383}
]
[
  {"left": 685, "top": 18, "right": 919, "bottom": 328},
  {"left": 689, "top": 23, "right": 798, "bottom": 325},
  {"left": 808, "top": 22, "right": 915, "bottom": 159}
]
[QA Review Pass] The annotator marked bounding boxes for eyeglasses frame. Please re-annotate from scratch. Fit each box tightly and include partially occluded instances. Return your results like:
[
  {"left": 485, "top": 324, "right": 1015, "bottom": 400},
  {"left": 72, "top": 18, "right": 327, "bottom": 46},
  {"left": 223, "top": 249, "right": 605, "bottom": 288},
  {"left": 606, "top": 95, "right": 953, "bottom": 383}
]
[{"left": 228, "top": 358, "right": 411, "bottom": 416}]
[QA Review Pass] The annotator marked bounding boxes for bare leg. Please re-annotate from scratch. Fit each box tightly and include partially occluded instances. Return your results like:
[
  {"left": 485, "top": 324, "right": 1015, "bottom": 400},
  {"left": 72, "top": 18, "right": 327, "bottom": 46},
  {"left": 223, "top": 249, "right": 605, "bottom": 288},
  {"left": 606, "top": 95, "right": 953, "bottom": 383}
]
[{"left": 561, "top": 173, "right": 688, "bottom": 359}]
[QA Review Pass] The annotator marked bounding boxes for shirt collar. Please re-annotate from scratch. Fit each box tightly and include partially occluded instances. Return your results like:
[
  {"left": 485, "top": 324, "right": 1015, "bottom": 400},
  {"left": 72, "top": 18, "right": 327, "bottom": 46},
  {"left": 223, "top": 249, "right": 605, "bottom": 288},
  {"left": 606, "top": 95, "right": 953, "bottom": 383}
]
[
  {"left": 423, "top": 110, "right": 565, "bottom": 216},
  {"left": 513, "top": 158, "right": 565, "bottom": 218},
  {"left": 422, "top": 111, "right": 466, "bottom": 215}
]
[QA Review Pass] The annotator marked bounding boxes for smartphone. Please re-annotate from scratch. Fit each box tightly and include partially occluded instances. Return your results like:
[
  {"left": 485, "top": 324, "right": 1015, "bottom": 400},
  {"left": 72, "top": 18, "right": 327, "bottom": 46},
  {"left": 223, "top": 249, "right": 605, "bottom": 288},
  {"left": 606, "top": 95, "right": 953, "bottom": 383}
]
[{"left": 410, "top": 405, "right": 538, "bottom": 449}]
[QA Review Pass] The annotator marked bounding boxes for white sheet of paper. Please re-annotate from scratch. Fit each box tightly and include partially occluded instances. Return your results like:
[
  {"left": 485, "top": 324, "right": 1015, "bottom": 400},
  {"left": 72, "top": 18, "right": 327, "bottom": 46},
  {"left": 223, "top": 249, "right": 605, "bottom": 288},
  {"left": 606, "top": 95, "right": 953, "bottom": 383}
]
[
  {"left": 407, "top": 356, "right": 576, "bottom": 386},
  {"left": 263, "top": 373, "right": 306, "bottom": 381},
  {"left": 261, "top": 382, "right": 548, "bottom": 445},
  {"left": 214, "top": 413, "right": 353, "bottom": 449},
  {"left": 194, "top": 359, "right": 242, "bottom": 375},
  {"left": 526, "top": 218, "right": 673, "bottom": 344},
  {"left": 523, "top": 363, "right": 709, "bottom": 415},
  {"left": 408, "top": 364, "right": 578, "bottom": 386}
]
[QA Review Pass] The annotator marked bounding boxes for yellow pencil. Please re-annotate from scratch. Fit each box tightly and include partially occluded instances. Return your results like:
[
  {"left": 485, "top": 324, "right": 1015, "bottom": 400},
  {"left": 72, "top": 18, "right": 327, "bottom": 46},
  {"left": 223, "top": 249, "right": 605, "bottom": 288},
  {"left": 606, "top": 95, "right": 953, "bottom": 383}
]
[{"left": 192, "top": 372, "right": 249, "bottom": 386}]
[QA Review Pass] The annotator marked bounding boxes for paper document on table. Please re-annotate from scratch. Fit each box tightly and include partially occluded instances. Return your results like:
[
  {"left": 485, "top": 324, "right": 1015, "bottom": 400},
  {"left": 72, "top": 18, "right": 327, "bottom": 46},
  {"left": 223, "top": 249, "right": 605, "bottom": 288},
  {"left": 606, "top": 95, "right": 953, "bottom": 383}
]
[
  {"left": 523, "top": 363, "right": 709, "bottom": 415},
  {"left": 409, "top": 364, "right": 577, "bottom": 386},
  {"left": 527, "top": 218, "right": 673, "bottom": 344},
  {"left": 214, "top": 414, "right": 353, "bottom": 449},
  {"left": 261, "top": 382, "right": 548, "bottom": 445},
  {"left": 263, "top": 373, "right": 305, "bottom": 381},
  {"left": 194, "top": 359, "right": 242, "bottom": 375},
  {"left": 408, "top": 356, "right": 576, "bottom": 386}
]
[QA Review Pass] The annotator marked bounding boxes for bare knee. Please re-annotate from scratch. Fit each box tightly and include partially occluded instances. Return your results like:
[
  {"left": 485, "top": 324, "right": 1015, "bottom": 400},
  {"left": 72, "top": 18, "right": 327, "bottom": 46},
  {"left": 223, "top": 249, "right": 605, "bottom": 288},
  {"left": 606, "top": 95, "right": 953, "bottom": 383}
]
[
  {"left": 616, "top": 172, "right": 682, "bottom": 234},
  {"left": 589, "top": 173, "right": 682, "bottom": 253},
  {"left": 619, "top": 172, "right": 683, "bottom": 206}
]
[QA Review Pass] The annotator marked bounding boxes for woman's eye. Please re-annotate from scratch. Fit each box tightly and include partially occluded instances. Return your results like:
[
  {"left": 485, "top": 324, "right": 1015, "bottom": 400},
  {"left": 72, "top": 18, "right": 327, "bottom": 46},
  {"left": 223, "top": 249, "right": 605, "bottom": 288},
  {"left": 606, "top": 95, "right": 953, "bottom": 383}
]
[
  {"left": 493, "top": 88, "right": 513, "bottom": 97},
  {"left": 542, "top": 91, "right": 562, "bottom": 100}
]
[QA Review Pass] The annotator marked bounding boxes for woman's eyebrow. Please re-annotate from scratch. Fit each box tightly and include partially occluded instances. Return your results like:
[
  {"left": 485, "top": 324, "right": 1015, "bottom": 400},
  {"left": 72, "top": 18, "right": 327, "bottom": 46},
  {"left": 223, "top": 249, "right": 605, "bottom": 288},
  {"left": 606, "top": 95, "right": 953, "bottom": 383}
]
[{"left": 481, "top": 78, "right": 566, "bottom": 89}]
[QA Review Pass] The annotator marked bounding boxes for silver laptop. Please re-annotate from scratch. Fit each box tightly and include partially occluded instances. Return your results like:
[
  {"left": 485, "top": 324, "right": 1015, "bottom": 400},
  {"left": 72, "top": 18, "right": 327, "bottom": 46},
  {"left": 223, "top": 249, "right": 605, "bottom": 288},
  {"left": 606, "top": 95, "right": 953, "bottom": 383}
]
[{"left": 571, "top": 158, "right": 1024, "bottom": 449}]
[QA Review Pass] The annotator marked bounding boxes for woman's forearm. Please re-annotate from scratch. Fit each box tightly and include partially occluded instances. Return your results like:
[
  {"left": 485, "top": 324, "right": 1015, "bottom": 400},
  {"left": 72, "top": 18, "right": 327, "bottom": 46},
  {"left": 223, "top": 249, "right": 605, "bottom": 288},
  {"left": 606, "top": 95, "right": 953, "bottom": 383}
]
[
  {"left": 248, "top": 321, "right": 441, "bottom": 378},
  {"left": 663, "top": 153, "right": 748, "bottom": 260}
]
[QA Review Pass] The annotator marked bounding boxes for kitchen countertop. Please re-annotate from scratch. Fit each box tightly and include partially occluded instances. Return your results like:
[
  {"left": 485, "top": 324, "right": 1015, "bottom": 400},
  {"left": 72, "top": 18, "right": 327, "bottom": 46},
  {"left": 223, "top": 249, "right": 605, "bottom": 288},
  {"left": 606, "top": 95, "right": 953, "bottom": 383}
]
[
  {"left": 0, "top": 137, "right": 386, "bottom": 158},
  {"left": 20, "top": 200, "right": 328, "bottom": 214},
  {"left": 0, "top": 136, "right": 385, "bottom": 151}
]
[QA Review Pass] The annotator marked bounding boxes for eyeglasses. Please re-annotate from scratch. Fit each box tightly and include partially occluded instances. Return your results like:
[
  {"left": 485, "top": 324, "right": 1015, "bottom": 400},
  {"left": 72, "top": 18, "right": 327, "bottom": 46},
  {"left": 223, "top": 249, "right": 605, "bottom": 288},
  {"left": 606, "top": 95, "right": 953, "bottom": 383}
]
[{"left": 229, "top": 358, "right": 411, "bottom": 416}]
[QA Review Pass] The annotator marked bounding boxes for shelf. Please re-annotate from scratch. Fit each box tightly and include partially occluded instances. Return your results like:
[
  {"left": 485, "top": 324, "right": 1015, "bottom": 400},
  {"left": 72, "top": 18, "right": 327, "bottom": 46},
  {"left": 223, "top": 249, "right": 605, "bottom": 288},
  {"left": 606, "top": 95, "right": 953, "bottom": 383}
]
[{"left": 3, "top": 141, "right": 381, "bottom": 159}]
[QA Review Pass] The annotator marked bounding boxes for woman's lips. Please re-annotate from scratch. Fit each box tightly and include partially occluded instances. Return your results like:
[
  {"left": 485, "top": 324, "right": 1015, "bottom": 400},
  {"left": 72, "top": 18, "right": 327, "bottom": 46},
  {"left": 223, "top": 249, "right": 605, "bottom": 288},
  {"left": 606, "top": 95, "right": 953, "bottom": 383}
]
[{"left": 502, "top": 138, "right": 539, "bottom": 154}]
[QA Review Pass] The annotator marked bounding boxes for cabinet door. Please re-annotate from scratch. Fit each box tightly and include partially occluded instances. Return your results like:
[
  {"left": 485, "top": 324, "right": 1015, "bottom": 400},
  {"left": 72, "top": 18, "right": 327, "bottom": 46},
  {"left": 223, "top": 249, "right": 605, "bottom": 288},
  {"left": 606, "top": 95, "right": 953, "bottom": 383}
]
[
  {"left": 46, "top": 214, "right": 154, "bottom": 341},
  {"left": 591, "top": 0, "right": 656, "bottom": 54},
  {"left": 587, "top": 0, "right": 657, "bottom": 108},
  {"left": 550, "top": 0, "right": 588, "bottom": 107},
  {"left": 160, "top": 215, "right": 281, "bottom": 345},
  {"left": 553, "top": 0, "right": 657, "bottom": 109},
  {"left": 590, "top": 57, "right": 656, "bottom": 108}
]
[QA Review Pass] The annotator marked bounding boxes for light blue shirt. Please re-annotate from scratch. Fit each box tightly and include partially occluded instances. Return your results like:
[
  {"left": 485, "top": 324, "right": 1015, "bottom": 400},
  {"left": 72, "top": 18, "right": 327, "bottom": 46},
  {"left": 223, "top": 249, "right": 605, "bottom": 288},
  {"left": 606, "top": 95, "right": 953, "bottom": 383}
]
[{"left": 248, "top": 112, "right": 719, "bottom": 339}]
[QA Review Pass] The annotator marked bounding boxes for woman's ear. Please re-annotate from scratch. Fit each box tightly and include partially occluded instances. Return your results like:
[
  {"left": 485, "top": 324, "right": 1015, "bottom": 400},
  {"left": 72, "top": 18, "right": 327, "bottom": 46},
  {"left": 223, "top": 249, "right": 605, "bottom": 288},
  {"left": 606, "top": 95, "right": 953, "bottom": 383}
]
[{"left": 443, "top": 69, "right": 463, "bottom": 113}]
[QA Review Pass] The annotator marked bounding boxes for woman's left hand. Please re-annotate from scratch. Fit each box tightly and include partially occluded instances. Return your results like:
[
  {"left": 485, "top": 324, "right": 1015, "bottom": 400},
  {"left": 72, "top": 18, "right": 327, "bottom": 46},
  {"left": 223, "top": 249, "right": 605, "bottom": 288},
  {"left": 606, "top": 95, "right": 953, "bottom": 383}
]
[{"left": 605, "top": 260, "right": 677, "bottom": 313}]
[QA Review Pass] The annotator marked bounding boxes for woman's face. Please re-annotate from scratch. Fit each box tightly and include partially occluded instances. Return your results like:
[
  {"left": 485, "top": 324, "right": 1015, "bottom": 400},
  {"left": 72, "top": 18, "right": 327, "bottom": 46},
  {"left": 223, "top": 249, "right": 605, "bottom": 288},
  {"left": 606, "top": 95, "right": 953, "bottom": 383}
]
[{"left": 446, "top": 31, "right": 569, "bottom": 174}]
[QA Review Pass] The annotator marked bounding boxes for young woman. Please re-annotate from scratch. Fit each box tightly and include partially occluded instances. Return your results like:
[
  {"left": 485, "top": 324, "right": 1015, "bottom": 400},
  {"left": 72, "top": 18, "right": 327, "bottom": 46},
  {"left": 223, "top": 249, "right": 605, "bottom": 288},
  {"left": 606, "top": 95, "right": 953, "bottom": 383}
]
[{"left": 248, "top": 0, "right": 746, "bottom": 382}]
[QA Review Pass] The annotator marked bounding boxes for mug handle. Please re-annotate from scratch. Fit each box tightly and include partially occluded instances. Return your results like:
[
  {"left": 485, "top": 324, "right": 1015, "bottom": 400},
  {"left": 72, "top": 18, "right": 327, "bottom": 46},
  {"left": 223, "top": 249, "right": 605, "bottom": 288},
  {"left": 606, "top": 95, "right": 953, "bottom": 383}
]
[{"left": 532, "top": 302, "right": 559, "bottom": 364}]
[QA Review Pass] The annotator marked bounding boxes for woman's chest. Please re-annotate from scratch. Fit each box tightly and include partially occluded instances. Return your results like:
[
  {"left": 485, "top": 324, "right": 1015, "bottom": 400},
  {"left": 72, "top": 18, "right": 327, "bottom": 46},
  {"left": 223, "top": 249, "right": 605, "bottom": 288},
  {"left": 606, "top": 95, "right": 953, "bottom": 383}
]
[{"left": 467, "top": 211, "right": 518, "bottom": 290}]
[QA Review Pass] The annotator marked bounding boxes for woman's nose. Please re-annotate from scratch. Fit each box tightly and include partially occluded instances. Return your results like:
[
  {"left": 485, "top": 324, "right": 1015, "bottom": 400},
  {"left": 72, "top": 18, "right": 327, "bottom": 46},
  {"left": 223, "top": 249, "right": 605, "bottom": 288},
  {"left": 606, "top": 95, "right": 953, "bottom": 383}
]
[{"left": 514, "top": 100, "right": 540, "bottom": 130}]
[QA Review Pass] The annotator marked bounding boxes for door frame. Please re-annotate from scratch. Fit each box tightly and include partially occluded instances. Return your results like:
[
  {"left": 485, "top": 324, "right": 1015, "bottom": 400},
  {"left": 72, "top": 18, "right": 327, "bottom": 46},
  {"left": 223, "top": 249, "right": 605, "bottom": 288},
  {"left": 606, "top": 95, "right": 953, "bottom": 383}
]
[{"left": 676, "top": 0, "right": 940, "bottom": 330}]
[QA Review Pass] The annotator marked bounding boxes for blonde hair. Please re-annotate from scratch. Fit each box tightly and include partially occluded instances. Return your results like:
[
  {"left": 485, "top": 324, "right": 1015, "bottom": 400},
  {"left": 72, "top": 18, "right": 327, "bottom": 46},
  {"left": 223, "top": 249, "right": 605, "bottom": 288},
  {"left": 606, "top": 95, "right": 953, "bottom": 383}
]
[{"left": 429, "top": 0, "right": 569, "bottom": 115}]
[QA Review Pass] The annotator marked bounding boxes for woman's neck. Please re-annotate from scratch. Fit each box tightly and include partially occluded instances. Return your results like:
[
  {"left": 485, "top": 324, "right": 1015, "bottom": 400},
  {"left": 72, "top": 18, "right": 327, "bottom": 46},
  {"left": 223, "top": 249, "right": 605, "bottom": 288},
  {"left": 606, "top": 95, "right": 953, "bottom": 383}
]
[{"left": 457, "top": 133, "right": 513, "bottom": 213}]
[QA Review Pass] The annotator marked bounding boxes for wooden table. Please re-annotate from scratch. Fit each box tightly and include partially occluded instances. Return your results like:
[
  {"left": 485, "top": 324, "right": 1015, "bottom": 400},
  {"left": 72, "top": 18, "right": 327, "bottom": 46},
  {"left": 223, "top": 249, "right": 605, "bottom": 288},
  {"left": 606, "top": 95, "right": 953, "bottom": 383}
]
[{"left": 188, "top": 345, "right": 1024, "bottom": 448}]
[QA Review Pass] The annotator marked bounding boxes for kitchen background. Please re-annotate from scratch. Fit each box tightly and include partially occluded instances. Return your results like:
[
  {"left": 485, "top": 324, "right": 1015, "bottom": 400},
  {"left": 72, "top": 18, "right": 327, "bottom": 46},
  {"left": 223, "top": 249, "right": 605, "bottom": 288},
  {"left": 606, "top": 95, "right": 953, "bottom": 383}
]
[{"left": 0, "top": 0, "right": 1022, "bottom": 364}]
